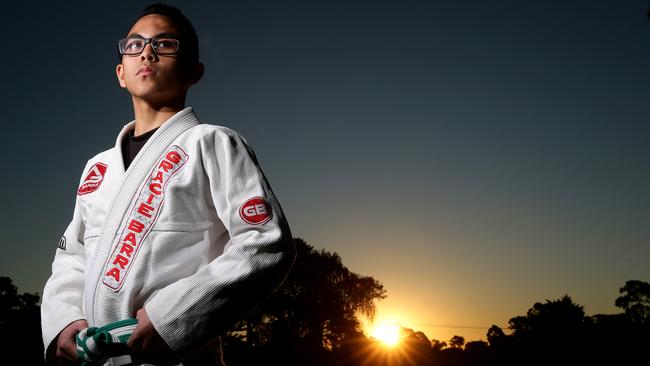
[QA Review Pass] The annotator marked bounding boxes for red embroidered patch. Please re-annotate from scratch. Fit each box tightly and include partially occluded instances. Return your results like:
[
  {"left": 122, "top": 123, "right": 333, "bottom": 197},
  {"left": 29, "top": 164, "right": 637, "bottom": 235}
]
[
  {"left": 78, "top": 163, "right": 108, "bottom": 195},
  {"left": 102, "top": 145, "right": 189, "bottom": 291},
  {"left": 239, "top": 197, "right": 272, "bottom": 225}
]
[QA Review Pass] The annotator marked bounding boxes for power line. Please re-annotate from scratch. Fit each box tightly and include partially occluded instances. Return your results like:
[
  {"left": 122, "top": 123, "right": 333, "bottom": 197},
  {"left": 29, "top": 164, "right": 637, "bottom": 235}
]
[
  {"left": 364, "top": 319, "right": 508, "bottom": 331},
  {"left": 411, "top": 323, "right": 505, "bottom": 330}
]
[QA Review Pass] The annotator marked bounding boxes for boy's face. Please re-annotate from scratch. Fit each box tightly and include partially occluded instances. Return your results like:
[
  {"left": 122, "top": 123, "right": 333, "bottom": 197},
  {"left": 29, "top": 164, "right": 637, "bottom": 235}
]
[{"left": 116, "top": 14, "right": 195, "bottom": 105}]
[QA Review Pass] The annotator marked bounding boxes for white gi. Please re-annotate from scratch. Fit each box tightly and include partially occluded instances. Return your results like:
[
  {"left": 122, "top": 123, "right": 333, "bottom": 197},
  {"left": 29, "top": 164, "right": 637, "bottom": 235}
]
[{"left": 41, "top": 107, "right": 296, "bottom": 365}]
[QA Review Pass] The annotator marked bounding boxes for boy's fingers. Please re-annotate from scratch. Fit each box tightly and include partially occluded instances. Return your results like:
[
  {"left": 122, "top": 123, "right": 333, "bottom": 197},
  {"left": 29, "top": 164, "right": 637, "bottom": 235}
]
[
  {"left": 56, "top": 345, "right": 75, "bottom": 362},
  {"left": 56, "top": 322, "right": 86, "bottom": 362},
  {"left": 128, "top": 333, "right": 143, "bottom": 351},
  {"left": 65, "top": 340, "right": 79, "bottom": 360}
]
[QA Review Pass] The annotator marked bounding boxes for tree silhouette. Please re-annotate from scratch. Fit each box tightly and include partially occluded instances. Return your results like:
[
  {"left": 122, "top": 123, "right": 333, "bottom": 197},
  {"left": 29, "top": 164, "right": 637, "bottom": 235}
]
[
  {"left": 486, "top": 325, "right": 505, "bottom": 347},
  {"left": 484, "top": 289, "right": 650, "bottom": 366},
  {"left": 221, "top": 237, "right": 387, "bottom": 365},
  {"left": 399, "top": 327, "right": 436, "bottom": 365},
  {"left": 448, "top": 335, "right": 465, "bottom": 349},
  {"left": 600, "top": 280, "right": 650, "bottom": 364},
  {"left": 0, "top": 277, "right": 44, "bottom": 365},
  {"left": 401, "top": 327, "right": 432, "bottom": 350},
  {"left": 507, "top": 295, "right": 590, "bottom": 364},
  {"left": 430, "top": 338, "right": 447, "bottom": 352},
  {"left": 615, "top": 279, "right": 650, "bottom": 324}
]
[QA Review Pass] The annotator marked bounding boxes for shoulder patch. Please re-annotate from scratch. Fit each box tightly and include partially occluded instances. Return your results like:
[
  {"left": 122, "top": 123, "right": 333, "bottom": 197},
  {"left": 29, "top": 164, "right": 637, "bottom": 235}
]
[
  {"left": 78, "top": 163, "right": 108, "bottom": 195},
  {"left": 239, "top": 197, "right": 272, "bottom": 225},
  {"left": 58, "top": 236, "right": 66, "bottom": 250}
]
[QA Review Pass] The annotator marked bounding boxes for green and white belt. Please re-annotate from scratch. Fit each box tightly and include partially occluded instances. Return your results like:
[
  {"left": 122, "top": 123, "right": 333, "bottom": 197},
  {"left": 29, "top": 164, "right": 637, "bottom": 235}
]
[{"left": 75, "top": 318, "right": 138, "bottom": 366}]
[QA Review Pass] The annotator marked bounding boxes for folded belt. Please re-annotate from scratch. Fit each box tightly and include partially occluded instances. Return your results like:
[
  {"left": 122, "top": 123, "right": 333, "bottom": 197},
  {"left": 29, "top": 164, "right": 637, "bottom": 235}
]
[{"left": 76, "top": 318, "right": 138, "bottom": 366}]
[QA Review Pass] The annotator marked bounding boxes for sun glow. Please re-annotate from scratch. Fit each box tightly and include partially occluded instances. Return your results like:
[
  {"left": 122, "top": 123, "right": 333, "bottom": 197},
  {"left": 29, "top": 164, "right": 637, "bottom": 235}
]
[{"left": 369, "top": 322, "right": 402, "bottom": 347}]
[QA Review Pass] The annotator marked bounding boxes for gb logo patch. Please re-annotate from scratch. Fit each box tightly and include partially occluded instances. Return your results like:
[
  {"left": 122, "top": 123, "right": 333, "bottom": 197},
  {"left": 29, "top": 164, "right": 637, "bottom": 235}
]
[{"left": 239, "top": 197, "right": 272, "bottom": 225}]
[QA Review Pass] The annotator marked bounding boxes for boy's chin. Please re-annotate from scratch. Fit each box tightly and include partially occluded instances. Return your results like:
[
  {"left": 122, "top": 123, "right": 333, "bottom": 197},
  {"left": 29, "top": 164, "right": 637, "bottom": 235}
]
[
  {"left": 129, "top": 83, "right": 182, "bottom": 99},
  {"left": 130, "top": 92, "right": 183, "bottom": 108}
]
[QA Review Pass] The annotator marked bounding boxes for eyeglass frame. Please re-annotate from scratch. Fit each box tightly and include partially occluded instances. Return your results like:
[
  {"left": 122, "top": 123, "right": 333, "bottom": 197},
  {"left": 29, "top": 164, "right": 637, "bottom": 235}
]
[{"left": 117, "top": 36, "right": 181, "bottom": 56}]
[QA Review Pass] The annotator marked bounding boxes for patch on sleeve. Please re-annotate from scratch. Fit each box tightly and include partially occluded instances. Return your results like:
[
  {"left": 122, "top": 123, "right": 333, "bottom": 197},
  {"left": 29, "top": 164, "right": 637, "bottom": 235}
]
[
  {"left": 58, "top": 236, "right": 66, "bottom": 250},
  {"left": 78, "top": 162, "right": 108, "bottom": 195},
  {"left": 239, "top": 197, "right": 272, "bottom": 225}
]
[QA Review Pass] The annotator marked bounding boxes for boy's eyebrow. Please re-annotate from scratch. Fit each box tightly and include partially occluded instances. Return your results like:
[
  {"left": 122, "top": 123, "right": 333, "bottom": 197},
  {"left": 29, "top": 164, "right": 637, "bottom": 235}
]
[{"left": 126, "top": 32, "right": 180, "bottom": 39}]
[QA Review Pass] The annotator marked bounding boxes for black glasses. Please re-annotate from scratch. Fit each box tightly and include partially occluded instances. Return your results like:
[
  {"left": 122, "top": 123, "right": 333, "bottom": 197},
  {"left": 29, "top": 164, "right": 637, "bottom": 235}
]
[{"left": 118, "top": 37, "right": 180, "bottom": 56}]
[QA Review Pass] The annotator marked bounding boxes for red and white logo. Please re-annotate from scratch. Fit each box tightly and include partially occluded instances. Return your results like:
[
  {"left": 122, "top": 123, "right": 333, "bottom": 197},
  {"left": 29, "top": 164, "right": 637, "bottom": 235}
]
[
  {"left": 239, "top": 197, "right": 272, "bottom": 225},
  {"left": 78, "top": 163, "right": 108, "bottom": 195}
]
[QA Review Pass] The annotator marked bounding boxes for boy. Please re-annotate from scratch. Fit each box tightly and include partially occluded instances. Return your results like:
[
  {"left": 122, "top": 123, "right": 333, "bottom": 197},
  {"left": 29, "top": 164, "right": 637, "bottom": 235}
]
[{"left": 41, "top": 3, "right": 296, "bottom": 365}]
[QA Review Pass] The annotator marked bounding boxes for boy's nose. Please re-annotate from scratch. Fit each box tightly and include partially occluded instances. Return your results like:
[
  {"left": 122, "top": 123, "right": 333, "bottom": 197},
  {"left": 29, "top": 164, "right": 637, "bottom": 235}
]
[{"left": 140, "top": 42, "right": 156, "bottom": 60}]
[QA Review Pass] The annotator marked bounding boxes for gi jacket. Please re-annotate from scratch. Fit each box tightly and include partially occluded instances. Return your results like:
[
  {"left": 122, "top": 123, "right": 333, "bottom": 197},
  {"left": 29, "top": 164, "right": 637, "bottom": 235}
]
[{"left": 41, "top": 107, "right": 296, "bottom": 363}]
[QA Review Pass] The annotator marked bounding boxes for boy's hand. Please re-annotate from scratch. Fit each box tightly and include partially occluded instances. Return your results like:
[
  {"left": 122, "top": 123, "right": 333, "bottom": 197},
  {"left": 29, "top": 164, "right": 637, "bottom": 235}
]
[
  {"left": 55, "top": 319, "right": 88, "bottom": 364},
  {"left": 128, "top": 308, "right": 174, "bottom": 355}
]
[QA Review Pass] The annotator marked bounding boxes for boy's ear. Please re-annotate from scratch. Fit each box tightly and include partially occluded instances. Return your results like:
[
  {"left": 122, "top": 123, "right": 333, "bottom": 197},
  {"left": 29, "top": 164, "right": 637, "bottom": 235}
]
[
  {"left": 116, "top": 63, "right": 127, "bottom": 88},
  {"left": 188, "top": 62, "right": 204, "bottom": 85}
]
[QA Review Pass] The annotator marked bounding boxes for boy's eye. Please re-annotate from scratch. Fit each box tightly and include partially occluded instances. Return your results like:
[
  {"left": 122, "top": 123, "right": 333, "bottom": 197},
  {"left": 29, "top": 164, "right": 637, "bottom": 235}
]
[
  {"left": 126, "top": 39, "right": 143, "bottom": 50},
  {"left": 155, "top": 39, "right": 177, "bottom": 50}
]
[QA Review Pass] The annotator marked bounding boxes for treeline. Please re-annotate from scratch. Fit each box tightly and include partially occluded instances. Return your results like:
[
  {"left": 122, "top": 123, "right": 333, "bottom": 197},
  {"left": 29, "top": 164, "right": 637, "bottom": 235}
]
[
  {"left": 0, "top": 277, "right": 42, "bottom": 364},
  {"left": 219, "top": 240, "right": 650, "bottom": 366},
  {"left": 330, "top": 289, "right": 650, "bottom": 366},
  {"left": 1, "top": 238, "right": 649, "bottom": 365}
]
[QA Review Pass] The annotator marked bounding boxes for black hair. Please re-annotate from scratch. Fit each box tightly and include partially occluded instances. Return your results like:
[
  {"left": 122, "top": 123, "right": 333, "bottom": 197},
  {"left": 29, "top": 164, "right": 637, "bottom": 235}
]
[{"left": 117, "top": 3, "right": 200, "bottom": 70}]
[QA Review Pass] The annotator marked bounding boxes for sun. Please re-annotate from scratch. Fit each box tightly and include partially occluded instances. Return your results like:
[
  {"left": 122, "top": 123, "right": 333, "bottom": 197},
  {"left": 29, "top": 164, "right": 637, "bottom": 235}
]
[{"left": 369, "top": 322, "right": 402, "bottom": 347}]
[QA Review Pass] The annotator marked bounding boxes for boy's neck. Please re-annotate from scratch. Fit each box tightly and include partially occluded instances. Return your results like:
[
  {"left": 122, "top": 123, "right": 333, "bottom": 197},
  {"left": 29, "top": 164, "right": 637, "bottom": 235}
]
[{"left": 131, "top": 97, "right": 186, "bottom": 137}]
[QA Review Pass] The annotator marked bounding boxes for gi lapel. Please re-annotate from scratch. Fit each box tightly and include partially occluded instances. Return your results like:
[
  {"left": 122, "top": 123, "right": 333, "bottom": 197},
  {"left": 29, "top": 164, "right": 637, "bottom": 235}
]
[{"left": 86, "top": 107, "right": 200, "bottom": 325}]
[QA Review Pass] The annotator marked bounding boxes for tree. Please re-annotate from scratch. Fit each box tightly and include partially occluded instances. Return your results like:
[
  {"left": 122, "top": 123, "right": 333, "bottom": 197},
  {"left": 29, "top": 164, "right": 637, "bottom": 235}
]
[
  {"left": 399, "top": 327, "right": 435, "bottom": 365},
  {"left": 509, "top": 295, "right": 587, "bottom": 344},
  {"left": 430, "top": 338, "right": 447, "bottom": 352},
  {"left": 464, "top": 340, "right": 488, "bottom": 351},
  {"left": 505, "top": 295, "right": 592, "bottom": 365},
  {"left": 615, "top": 280, "right": 650, "bottom": 324},
  {"left": 0, "top": 277, "right": 44, "bottom": 365},
  {"left": 449, "top": 335, "right": 465, "bottom": 349},
  {"left": 485, "top": 324, "right": 516, "bottom": 365},
  {"left": 222, "top": 238, "right": 387, "bottom": 364},
  {"left": 486, "top": 324, "right": 505, "bottom": 347}
]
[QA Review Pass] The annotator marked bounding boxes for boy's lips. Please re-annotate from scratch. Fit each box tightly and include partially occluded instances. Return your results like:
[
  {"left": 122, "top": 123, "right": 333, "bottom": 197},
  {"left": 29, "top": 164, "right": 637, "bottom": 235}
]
[{"left": 137, "top": 66, "right": 154, "bottom": 75}]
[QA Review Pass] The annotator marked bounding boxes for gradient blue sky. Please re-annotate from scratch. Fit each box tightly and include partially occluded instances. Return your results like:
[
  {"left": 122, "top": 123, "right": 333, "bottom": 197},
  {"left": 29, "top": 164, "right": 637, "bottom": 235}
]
[{"left": 1, "top": 0, "right": 649, "bottom": 342}]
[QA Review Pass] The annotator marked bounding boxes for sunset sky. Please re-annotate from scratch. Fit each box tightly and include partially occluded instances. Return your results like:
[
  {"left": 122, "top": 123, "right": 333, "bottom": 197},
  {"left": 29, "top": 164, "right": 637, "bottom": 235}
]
[{"left": 2, "top": 0, "right": 649, "bottom": 343}]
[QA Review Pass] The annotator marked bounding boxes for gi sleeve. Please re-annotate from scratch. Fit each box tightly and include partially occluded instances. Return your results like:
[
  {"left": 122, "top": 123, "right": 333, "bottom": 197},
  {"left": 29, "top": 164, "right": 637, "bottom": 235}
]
[
  {"left": 144, "top": 128, "right": 296, "bottom": 357},
  {"left": 41, "top": 160, "right": 90, "bottom": 359}
]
